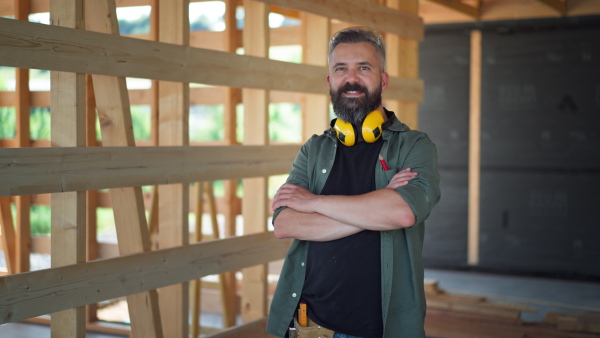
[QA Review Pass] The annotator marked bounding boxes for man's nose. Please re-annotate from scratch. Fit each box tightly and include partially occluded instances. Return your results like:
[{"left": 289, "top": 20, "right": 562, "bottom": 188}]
[{"left": 346, "top": 69, "right": 360, "bottom": 83}]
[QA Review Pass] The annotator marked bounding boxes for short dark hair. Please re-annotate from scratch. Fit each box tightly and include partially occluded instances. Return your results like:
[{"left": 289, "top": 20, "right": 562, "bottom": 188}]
[{"left": 328, "top": 26, "right": 386, "bottom": 72}]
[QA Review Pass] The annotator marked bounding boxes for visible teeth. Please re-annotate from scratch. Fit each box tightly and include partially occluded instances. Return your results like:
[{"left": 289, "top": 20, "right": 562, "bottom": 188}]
[{"left": 346, "top": 91, "right": 359, "bottom": 94}]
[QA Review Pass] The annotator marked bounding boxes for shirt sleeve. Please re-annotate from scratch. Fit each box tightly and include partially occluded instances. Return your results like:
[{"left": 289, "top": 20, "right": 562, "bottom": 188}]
[
  {"left": 393, "top": 134, "right": 441, "bottom": 225},
  {"left": 272, "top": 136, "right": 315, "bottom": 223}
]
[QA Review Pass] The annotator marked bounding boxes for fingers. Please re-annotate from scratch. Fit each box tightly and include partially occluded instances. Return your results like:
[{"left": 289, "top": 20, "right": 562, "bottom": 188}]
[
  {"left": 386, "top": 168, "right": 418, "bottom": 189},
  {"left": 272, "top": 183, "right": 307, "bottom": 210}
]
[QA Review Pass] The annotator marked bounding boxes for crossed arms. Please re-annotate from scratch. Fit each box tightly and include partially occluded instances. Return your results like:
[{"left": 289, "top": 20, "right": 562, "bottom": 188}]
[{"left": 272, "top": 168, "right": 418, "bottom": 242}]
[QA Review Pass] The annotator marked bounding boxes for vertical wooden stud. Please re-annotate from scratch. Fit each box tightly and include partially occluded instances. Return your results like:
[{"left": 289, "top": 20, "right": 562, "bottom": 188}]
[
  {"left": 190, "top": 182, "right": 204, "bottom": 337},
  {"left": 301, "top": 12, "right": 330, "bottom": 140},
  {"left": 385, "top": 0, "right": 420, "bottom": 130},
  {"left": 49, "top": 1, "right": 87, "bottom": 336},
  {"left": 158, "top": 1, "right": 190, "bottom": 337},
  {"left": 241, "top": 0, "right": 269, "bottom": 323},
  {"left": 85, "top": 1, "right": 163, "bottom": 337},
  {"left": 13, "top": 0, "right": 31, "bottom": 275},
  {"left": 468, "top": 30, "right": 482, "bottom": 266},
  {"left": 0, "top": 197, "right": 16, "bottom": 274},
  {"left": 85, "top": 74, "right": 99, "bottom": 324},
  {"left": 150, "top": 0, "right": 160, "bottom": 147},
  {"left": 222, "top": 0, "right": 242, "bottom": 327}
]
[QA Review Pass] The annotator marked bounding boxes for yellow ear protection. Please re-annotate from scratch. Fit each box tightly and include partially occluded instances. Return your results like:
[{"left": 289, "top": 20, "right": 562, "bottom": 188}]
[{"left": 333, "top": 110, "right": 385, "bottom": 146}]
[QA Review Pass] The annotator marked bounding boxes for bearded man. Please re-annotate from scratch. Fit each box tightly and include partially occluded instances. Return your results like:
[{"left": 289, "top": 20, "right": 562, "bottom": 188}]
[{"left": 266, "top": 27, "right": 441, "bottom": 338}]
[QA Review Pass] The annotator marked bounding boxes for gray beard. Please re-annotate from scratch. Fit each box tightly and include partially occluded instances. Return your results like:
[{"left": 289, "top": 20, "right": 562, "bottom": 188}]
[{"left": 330, "top": 83, "right": 383, "bottom": 125}]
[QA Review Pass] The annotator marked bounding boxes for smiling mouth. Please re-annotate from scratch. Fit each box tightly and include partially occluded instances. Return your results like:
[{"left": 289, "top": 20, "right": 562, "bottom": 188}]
[{"left": 344, "top": 91, "right": 364, "bottom": 97}]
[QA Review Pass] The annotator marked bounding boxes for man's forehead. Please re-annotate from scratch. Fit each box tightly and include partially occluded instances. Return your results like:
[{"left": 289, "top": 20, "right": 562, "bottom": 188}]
[{"left": 329, "top": 42, "right": 380, "bottom": 65}]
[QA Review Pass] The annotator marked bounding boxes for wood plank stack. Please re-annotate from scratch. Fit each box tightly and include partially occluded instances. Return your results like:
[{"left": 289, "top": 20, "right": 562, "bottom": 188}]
[{"left": 423, "top": 279, "right": 600, "bottom": 338}]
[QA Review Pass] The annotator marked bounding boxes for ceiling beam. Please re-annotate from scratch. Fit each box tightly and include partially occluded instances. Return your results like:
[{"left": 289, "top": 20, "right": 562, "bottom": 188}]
[
  {"left": 426, "top": 0, "right": 480, "bottom": 19},
  {"left": 536, "top": 0, "right": 568, "bottom": 15}
]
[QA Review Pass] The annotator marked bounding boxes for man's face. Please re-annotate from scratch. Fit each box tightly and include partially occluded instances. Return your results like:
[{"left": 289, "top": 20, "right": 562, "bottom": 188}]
[{"left": 327, "top": 42, "right": 389, "bottom": 124}]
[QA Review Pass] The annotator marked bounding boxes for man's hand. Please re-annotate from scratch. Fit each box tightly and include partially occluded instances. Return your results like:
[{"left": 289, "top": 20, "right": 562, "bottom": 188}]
[
  {"left": 272, "top": 183, "right": 319, "bottom": 213},
  {"left": 386, "top": 168, "right": 418, "bottom": 189}
]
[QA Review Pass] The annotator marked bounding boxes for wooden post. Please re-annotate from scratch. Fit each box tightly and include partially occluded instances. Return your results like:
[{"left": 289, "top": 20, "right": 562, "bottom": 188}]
[
  {"left": 85, "top": 1, "right": 163, "bottom": 337},
  {"left": 13, "top": 0, "right": 31, "bottom": 275},
  {"left": 241, "top": 0, "right": 270, "bottom": 323},
  {"left": 385, "top": 0, "right": 420, "bottom": 130},
  {"left": 158, "top": 0, "right": 190, "bottom": 336},
  {"left": 148, "top": 0, "right": 160, "bottom": 250},
  {"left": 301, "top": 12, "right": 330, "bottom": 140},
  {"left": 0, "top": 197, "right": 16, "bottom": 274},
  {"left": 222, "top": 0, "right": 242, "bottom": 327},
  {"left": 49, "top": 1, "right": 87, "bottom": 337},
  {"left": 190, "top": 182, "right": 204, "bottom": 338},
  {"left": 468, "top": 30, "right": 482, "bottom": 266},
  {"left": 85, "top": 74, "right": 100, "bottom": 324}
]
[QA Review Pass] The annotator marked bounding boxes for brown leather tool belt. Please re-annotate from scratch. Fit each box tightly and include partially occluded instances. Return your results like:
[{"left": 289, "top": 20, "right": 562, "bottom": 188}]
[{"left": 291, "top": 317, "right": 335, "bottom": 338}]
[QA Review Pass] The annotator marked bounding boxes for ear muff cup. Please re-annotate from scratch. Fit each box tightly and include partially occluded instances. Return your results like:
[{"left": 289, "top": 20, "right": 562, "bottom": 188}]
[
  {"left": 333, "top": 118, "right": 357, "bottom": 146},
  {"left": 333, "top": 110, "right": 384, "bottom": 146},
  {"left": 361, "top": 110, "right": 384, "bottom": 143}
]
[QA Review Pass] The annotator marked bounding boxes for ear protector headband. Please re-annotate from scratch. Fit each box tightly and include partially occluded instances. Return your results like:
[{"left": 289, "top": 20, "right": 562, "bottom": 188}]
[{"left": 332, "top": 110, "right": 385, "bottom": 146}]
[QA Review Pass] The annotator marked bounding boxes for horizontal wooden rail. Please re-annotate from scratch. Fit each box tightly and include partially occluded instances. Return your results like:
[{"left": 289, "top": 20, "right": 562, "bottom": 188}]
[
  {"left": 0, "top": 232, "right": 293, "bottom": 324},
  {"left": 0, "top": 87, "right": 304, "bottom": 107},
  {"left": 259, "top": 0, "right": 424, "bottom": 41},
  {"left": 0, "top": 0, "right": 423, "bottom": 40},
  {"left": 0, "top": 145, "right": 300, "bottom": 197},
  {"left": 0, "top": 18, "right": 423, "bottom": 102}
]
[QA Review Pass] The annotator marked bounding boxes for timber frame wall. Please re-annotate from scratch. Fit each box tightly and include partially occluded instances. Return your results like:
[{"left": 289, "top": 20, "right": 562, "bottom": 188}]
[{"left": 0, "top": 0, "right": 422, "bottom": 337}]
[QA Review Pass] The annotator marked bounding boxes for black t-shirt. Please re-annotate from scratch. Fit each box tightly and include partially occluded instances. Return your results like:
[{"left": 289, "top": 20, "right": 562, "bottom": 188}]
[{"left": 300, "top": 137, "right": 384, "bottom": 338}]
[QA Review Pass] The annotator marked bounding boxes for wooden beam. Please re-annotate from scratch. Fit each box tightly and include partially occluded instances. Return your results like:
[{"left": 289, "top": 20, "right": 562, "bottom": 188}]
[
  {"left": 0, "top": 232, "right": 293, "bottom": 324},
  {"left": 537, "top": 0, "right": 568, "bottom": 14},
  {"left": 49, "top": 0, "right": 87, "bottom": 336},
  {"left": 157, "top": 1, "right": 190, "bottom": 336},
  {"left": 0, "top": 18, "right": 422, "bottom": 102},
  {"left": 0, "top": 144, "right": 299, "bottom": 197},
  {"left": 241, "top": 0, "right": 270, "bottom": 324},
  {"left": 13, "top": 0, "right": 32, "bottom": 277},
  {"left": 385, "top": 0, "right": 421, "bottom": 130},
  {"left": 426, "top": 0, "right": 480, "bottom": 19},
  {"left": 468, "top": 30, "right": 482, "bottom": 266},
  {"left": 301, "top": 12, "right": 330, "bottom": 140},
  {"left": 85, "top": 1, "right": 163, "bottom": 337},
  {"left": 0, "top": 17, "right": 323, "bottom": 92},
  {"left": 0, "top": 197, "right": 16, "bottom": 274},
  {"left": 222, "top": 1, "right": 243, "bottom": 327},
  {"left": 257, "top": 0, "right": 424, "bottom": 41}
]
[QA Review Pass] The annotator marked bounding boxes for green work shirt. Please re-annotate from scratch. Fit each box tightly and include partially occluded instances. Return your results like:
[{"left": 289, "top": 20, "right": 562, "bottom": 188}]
[{"left": 266, "top": 112, "right": 441, "bottom": 338}]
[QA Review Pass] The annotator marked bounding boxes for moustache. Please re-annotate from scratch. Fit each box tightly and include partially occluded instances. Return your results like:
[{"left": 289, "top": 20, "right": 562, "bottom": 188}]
[{"left": 337, "top": 82, "right": 368, "bottom": 95}]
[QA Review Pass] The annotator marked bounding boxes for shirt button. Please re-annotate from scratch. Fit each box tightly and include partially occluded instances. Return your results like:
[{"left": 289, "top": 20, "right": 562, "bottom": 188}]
[
  {"left": 322, "top": 169, "right": 327, "bottom": 173},
  {"left": 301, "top": 262, "right": 305, "bottom": 267},
  {"left": 292, "top": 293, "right": 297, "bottom": 298}
]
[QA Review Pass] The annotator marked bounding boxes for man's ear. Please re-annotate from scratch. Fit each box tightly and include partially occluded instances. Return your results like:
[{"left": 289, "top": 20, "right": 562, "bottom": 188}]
[
  {"left": 381, "top": 72, "right": 389, "bottom": 92},
  {"left": 326, "top": 74, "right": 331, "bottom": 86}
]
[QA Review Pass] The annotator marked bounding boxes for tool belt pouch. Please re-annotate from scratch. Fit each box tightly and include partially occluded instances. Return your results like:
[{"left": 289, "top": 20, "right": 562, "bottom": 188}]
[{"left": 294, "top": 318, "right": 334, "bottom": 338}]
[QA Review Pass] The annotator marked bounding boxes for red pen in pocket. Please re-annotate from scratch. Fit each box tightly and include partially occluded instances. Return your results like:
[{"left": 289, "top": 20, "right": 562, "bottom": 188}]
[{"left": 379, "top": 154, "right": 389, "bottom": 171}]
